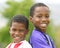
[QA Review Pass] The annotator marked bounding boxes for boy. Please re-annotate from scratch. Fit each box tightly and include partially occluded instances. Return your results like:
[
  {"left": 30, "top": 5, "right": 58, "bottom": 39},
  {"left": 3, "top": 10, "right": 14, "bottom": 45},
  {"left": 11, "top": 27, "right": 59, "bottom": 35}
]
[
  {"left": 6, "top": 15, "right": 32, "bottom": 48},
  {"left": 29, "top": 3, "right": 56, "bottom": 48}
]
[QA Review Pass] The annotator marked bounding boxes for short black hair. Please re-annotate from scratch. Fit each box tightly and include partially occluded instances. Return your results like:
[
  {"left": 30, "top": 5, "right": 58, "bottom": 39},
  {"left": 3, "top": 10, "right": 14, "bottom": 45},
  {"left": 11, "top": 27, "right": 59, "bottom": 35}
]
[
  {"left": 10, "top": 14, "right": 29, "bottom": 29},
  {"left": 30, "top": 3, "right": 49, "bottom": 17}
]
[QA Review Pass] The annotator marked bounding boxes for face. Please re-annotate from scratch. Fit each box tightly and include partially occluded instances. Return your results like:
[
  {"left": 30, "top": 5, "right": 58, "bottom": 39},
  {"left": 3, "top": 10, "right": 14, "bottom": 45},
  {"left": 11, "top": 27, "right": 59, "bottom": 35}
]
[
  {"left": 30, "top": 6, "right": 50, "bottom": 32},
  {"left": 10, "top": 22, "right": 28, "bottom": 43}
]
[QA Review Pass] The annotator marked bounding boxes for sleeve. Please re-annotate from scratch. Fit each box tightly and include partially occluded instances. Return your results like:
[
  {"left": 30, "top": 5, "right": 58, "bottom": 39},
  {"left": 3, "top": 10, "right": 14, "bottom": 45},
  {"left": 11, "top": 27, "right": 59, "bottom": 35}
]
[{"left": 30, "top": 36, "right": 51, "bottom": 48}]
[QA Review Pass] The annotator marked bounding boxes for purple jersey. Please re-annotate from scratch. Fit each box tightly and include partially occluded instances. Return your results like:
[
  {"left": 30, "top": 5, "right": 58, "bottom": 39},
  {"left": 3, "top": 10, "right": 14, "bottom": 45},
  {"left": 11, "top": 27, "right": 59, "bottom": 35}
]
[{"left": 30, "top": 29, "right": 56, "bottom": 48}]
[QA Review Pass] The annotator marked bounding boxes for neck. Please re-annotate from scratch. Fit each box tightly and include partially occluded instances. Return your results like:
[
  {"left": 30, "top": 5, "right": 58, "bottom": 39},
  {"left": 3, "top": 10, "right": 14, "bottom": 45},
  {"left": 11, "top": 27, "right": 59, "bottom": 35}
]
[{"left": 35, "top": 27, "right": 46, "bottom": 33}]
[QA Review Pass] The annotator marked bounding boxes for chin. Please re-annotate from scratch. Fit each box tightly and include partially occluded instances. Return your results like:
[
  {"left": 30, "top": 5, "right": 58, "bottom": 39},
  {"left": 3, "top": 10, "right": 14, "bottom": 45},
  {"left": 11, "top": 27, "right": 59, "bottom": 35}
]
[{"left": 41, "top": 28, "right": 46, "bottom": 32}]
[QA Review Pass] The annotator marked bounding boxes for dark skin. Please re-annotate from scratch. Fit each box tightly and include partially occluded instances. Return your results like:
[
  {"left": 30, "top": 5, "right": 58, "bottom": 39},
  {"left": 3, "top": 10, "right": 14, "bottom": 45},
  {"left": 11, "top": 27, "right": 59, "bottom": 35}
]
[
  {"left": 9, "top": 22, "right": 28, "bottom": 43},
  {"left": 30, "top": 6, "right": 50, "bottom": 32}
]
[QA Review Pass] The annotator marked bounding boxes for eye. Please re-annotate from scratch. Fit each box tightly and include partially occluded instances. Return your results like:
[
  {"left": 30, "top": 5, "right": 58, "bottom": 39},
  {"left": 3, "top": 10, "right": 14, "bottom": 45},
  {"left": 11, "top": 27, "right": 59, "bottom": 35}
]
[
  {"left": 37, "top": 15, "right": 42, "bottom": 18},
  {"left": 19, "top": 29, "right": 25, "bottom": 32},
  {"left": 46, "top": 15, "right": 49, "bottom": 18},
  {"left": 12, "top": 28, "right": 16, "bottom": 31},
  {"left": 45, "top": 14, "right": 49, "bottom": 18}
]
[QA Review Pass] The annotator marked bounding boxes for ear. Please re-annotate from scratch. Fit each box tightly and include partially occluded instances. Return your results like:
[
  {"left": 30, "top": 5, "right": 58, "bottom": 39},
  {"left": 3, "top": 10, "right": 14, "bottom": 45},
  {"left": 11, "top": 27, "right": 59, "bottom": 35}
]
[
  {"left": 29, "top": 16, "right": 33, "bottom": 22},
  {"left": 25, "top": 30, "right": 29, "bottom": 34}
]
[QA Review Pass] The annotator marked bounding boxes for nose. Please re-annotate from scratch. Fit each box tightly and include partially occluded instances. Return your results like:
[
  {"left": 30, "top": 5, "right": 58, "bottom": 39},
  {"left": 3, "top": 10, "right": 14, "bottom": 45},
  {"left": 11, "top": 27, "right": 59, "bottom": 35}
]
[
  {"left": 42, "top": 17, "right": 46, "bottom": 22},
  {"left": 15, "top": 31, "right": 19, "bottom": 35}
]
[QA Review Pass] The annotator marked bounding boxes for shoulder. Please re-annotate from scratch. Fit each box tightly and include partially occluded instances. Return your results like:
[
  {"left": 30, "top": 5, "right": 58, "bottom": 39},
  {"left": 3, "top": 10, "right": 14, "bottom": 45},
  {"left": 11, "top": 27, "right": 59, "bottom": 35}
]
[
  {"left": 22, "top": 40, "right": 32, "bottom": 48},
  {"left": 23, "top": 40, "right": 31, "bottom": 45},
  {"left": 30, "top": 30, "right": 47, "bottom": 44},
  {"left": 30, "top": 29, "right": 44, "bottom": 40}
]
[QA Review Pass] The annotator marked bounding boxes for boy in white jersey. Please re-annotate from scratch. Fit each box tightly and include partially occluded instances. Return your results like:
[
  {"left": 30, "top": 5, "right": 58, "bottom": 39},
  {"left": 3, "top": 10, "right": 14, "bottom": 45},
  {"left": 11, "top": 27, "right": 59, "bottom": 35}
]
[{"left": 6, "top": 14, "right": 32, "bottom": 48}]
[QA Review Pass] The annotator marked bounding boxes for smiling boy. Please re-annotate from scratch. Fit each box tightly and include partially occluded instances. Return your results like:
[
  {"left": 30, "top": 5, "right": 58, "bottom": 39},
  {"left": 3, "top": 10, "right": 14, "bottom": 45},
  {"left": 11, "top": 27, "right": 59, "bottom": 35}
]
[
  {"left": 29, "top": 3, "right": 56, "bottom": 48},
  {"left": 6, "top": 14, "right": 32, "bottom": 48}
]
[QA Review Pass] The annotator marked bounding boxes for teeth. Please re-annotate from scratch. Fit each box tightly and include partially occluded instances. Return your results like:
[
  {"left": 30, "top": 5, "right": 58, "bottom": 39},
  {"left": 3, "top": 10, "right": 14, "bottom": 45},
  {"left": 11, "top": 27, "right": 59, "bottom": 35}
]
[
  {"left": 14, "top": 35, "right": 19, "bottom": 38},
  {"left": 14, "top": 36, "right": 20, "bottom": 39},
  {"left": 40, "top": 24, "right": 47, "bottom": 27}
]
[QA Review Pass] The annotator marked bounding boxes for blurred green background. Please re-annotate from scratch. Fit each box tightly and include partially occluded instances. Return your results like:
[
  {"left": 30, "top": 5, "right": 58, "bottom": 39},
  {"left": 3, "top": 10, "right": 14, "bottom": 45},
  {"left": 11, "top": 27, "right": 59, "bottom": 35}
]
[{"left": 0, "top": 0, "right": 60, "bottom": 48}]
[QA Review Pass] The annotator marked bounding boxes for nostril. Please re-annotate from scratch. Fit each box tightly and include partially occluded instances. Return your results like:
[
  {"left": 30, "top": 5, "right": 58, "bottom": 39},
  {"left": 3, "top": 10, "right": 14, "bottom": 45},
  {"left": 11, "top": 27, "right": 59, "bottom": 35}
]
[
  {"left": 15, "top": 32, "right": 19, "bottom": 35},
  {"left": 42, "top": 18, "right": 47, "bottom": 22}
]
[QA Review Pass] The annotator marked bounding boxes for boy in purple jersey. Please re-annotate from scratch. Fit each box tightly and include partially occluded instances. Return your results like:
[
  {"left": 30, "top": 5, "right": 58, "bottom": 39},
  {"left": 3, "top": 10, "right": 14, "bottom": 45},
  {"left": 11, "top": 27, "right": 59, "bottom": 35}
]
[{"left": 29, "top": 3, "right": 56, "bottom": 48}]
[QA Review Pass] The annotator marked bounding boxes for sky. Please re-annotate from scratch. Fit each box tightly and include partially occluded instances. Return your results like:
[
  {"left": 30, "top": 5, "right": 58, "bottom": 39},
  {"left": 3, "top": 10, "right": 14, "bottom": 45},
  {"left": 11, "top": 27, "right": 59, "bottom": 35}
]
[
  {"left": 0, "top": 14, "right": 8, "bottom": 28},
  {"left": 0, "top": 0, "right": 60, "bottom": 28},
  {"left": 35, "top": 0, "right": 60, "bottom": 4},
  {"left": 0, "top": 0, "right": 7, "bottom": 28}
]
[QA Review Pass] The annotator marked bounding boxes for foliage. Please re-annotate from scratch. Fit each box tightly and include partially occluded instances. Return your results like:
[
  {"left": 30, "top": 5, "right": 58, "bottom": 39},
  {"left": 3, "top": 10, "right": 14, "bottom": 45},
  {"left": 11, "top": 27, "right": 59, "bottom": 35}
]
[
  {"left": 2, "top": 0, "right": 33, "bottom": 19},
  {"left": 0, "top": 0, "right": 33, "bottom": 47}
]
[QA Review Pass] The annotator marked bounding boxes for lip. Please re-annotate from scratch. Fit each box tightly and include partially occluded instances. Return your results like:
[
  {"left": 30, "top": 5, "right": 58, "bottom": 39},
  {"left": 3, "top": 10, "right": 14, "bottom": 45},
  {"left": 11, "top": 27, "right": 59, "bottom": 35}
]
[
  {"left": 14, "top": 36, "right": 20, "bottom": 40},
  {"left": 13, "top": 36, "right": 21, "bottom": 43}
]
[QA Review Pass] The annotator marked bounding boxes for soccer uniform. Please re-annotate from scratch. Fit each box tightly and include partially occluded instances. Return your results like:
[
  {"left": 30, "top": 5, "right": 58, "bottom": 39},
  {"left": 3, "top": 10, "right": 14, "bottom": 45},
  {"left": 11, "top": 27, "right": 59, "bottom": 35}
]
[{"left": 6, "top": 40, "right": 32, "bottom": 48}]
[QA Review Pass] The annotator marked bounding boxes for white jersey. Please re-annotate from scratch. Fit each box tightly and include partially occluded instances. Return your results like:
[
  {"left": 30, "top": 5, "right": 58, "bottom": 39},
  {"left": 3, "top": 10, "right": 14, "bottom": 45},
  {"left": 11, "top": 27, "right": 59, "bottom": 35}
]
[{"left": 6, "top": 40, "right": 32, "bottom": 48}]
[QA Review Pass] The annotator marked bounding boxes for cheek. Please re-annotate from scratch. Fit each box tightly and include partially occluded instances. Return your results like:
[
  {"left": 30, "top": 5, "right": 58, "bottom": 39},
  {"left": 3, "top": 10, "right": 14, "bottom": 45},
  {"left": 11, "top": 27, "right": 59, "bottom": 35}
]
[
  {"left": 10, "top": 32, "right": 14, "bottom": 37},
  {"left": 47, "top": 19, "right": 50, "bottom": 24},
  {"left": 20, "top": 33, "right": 26, "bottom": 37},
  {"left": 32, "top": 18, "right": 40, "bottom": 23}
]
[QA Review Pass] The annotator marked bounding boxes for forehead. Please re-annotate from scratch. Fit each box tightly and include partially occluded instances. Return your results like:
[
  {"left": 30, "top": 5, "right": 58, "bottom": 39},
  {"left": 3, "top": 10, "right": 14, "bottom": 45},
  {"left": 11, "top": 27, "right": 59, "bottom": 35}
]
[
  {"left": 34, "top": 6, "right": 50, "bottom": 13},
  {"left": 11, "top": 22, "right": 26, "bottom": 29}
]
